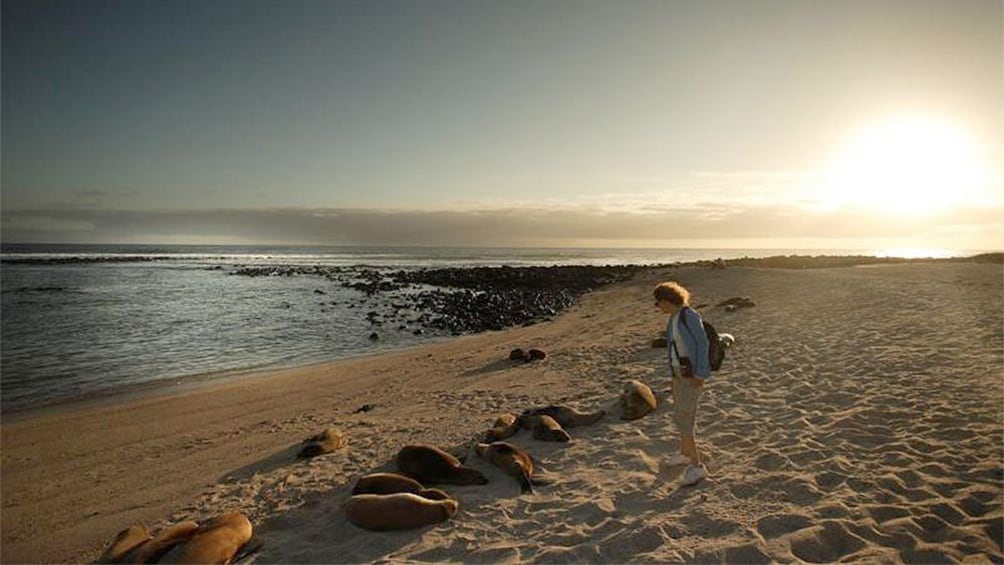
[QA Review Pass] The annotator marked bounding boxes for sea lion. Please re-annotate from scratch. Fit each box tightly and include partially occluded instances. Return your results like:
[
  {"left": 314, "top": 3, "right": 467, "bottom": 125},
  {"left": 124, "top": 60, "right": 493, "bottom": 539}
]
[
  {"left": 160, "top": 512, "right": 253, "bottom": 565},
  {"left": 527, "top": 348, "right": 547, "bottom": 361},
  {"left": 352, "top": 472, "right": 425, "bottom": 495},
  {"left": 720, "top": 333, "right": 736, "bottom": 348},
  {"left": 716, "top": 296, "right": 755, "bottom": 309},
  {"left": 345, "top": 492, "right": 459, "bottom": 531},
  {"left": 129, "top": 521, "right": 199, "bottom": 564},
  {"left": 475, "top": 442, "right": 535, "bottom": 493},
  {"left": 509, "top": 348, "right": 529, "bottom": 362},
  {"left": 484, "top": 413, "right": 520, "bottom": 442},
  {"left": 396, "top": 445, "right": 489, "bottom": 486},
  {"left": 620, "top": 380, "right": 657, "bottom": 420},
  {"left": 98, "top": 523, "right": 151, "bottom": 563},
  {"left": 415, "top": 487, "right": 452, "bottom": 501},
  {"left": 518, "top": 414, "right": 571, "bottom": 442},
  {"left": 520, "top": 405, "right": 606, "bottom": 428},
  {"left": 298, "top": 427, "right": 347, "bottom": 458}
]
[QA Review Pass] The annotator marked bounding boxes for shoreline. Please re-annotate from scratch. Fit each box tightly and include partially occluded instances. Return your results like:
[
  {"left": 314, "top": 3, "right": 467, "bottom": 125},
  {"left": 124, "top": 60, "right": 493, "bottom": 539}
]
[
  {"left": 0, "top": 334, "right": 464, "bottom": 425},
  {"left": 3, "top": 254, "right": 999, "bottom": 418},
  {"left": 2, "top": 260, "right": 1002, "bottom": 563}
]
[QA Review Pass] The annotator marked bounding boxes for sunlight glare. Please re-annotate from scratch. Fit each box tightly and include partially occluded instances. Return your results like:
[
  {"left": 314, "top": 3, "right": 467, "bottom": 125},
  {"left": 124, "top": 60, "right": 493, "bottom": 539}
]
[{"left": 823, "top": 116, "right": 991, "bottom": 214}]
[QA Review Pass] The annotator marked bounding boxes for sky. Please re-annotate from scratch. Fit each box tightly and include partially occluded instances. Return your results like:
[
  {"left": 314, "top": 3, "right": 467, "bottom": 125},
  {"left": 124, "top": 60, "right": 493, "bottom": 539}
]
[{"left": 2, "top": 0, "right": 1002, "bottom": 250}]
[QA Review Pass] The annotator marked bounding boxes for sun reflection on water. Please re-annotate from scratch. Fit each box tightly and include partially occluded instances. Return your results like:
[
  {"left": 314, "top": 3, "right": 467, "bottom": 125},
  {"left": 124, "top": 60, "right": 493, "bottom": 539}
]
[{"left": 874, "top": 247, "right": 959, "bottom": 259}]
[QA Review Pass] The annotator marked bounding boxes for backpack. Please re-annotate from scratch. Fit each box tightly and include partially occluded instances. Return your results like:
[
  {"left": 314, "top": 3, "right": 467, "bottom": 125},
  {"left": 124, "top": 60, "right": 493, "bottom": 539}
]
[{"left": 679, "top": 307, "right": 728, "bottom": 372}]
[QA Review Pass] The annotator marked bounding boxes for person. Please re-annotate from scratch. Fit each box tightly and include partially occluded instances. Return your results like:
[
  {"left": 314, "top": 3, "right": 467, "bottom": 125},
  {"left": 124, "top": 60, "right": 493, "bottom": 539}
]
[{"left": 654, "top": 281, "right": 710, "bottom": 486}]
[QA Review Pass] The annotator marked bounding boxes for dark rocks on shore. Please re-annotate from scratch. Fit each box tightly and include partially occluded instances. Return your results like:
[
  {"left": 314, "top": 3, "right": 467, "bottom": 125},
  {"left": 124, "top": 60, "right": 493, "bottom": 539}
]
[
  {"left": 228, "top": 264, "right": 646, "bottom": 336},
  {"left": 387, "top": 265, "right": 646, "bottom": 334},
  {"left": 651, "top": 337, "right": 668, "bottom": 348}
]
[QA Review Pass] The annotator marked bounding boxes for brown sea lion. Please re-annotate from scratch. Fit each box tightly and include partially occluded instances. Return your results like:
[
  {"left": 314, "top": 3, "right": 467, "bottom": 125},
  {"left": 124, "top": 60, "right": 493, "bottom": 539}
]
[
  {"left": 344, "top": 493, "right": 459, "bottom": 531},
  {"left": 484, "top": 413, "right": 520, "bottom": 442},
  {"left": 475, "top": 442, "right": 535, "bottom": 493},
  {"left": 298, "top": 427, "right": 347, "bottom": 458},
  {"left": 98, "top": 523, "right": 152, "bottom": 564},
  {"left": 160, "top": 512, "right": 253, "bottom": 565},
  {"left": 129, "top": 521, "right": 199, "bottom": 564},
  {"left": 509, "top": 348, "right": 529, "bottom": 361},
  {"left": 620, "top": 379, "right": 657, "bottom": 420},
  {"left": 518, "top": 414, "right": 571, "bottom": 442},
  {"left": 396, "top": 444, "right": 489, "bottom": 485},
  {"left": 416, "top": 487, "right": 451, "bottom": 501},
  {"left": 527, "top": 348, "right": 547, "bottom": 361},
  {"left": 521, "top": 405, "right": 606, "bottom": 428},
  {"left": 352, "top": 472, "right": 425, "bottom": 495}
]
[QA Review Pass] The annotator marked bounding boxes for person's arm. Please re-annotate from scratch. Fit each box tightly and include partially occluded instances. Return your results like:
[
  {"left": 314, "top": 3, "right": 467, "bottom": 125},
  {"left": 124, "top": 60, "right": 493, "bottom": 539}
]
[{"left": 683, "top": 307, "right": 711, "bottom": 379}]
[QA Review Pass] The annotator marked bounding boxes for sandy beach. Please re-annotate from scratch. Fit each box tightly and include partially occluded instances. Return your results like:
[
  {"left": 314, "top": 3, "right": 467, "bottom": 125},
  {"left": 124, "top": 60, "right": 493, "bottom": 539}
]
[{"left": 2, "top": 261, "right": 1002, "bottom": 563}]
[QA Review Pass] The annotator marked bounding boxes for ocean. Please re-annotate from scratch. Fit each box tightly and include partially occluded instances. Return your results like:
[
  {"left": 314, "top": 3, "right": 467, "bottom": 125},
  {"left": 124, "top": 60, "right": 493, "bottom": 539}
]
[{"left": 0, "top": 244, "right": 961, "bottom": 413}]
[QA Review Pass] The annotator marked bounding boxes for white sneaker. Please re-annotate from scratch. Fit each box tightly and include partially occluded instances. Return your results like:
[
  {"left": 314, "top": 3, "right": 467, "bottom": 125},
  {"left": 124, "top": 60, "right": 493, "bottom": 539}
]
[
  {"left": 681, "top": 464, "right": 707, "bottom": 487},
  {"left": 667, "top": 452, "right": 691, "bottom": 466}
]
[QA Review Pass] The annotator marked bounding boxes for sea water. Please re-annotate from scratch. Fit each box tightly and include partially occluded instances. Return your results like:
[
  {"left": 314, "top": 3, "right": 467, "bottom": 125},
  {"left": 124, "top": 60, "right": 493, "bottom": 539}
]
[{"left": 0, "top": 244, "right": 942, "bottom": 412}]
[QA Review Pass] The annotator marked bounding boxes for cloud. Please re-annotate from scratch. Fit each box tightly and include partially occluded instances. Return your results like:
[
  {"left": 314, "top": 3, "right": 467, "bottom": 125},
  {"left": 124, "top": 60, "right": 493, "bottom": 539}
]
[{"left": 2, "top": 203, "right": 1001, "bottom": 249}]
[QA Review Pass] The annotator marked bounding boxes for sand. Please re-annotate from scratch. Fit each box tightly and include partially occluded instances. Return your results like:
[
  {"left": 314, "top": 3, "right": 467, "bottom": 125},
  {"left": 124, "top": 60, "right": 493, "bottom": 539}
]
[{"left": 2, "top": 262, "right": 1002, "bottom": 563}]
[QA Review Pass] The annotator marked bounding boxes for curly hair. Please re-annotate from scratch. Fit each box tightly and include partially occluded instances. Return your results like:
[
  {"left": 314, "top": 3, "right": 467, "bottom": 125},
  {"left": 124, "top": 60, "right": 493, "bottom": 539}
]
[{"left": 653, "top": 281, "right": 691, "bottom": 306}]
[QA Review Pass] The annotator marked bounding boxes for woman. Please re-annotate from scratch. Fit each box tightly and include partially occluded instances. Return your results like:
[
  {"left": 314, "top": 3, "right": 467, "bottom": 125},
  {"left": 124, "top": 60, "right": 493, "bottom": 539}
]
[{"left": 654, "top": 281, "right": 710, "bottom": 487}]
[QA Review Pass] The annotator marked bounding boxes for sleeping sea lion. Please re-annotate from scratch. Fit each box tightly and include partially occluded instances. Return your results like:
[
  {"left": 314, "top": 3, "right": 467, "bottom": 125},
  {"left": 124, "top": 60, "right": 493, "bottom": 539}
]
[
  {"left": 344, "top": 492, "right": 459, "bottom": 531},
  {"left": 129, "top": 521, "right": 199, "bottom": 564},
  {"left": 415, "top": 487, "right": 451, "bottom": 501},
  {"left": 475, "top": 442, "right": 535, "bottom": 494},
  {"left": 160, "top": 512, "right": 253, "bottom": 565},
  {"left": 98, "top": 523, "right": 152, "bottom": 563},
  {"left": 521, "top": 405, "right": 606, "bottom": 428},
  {"left": 352, "top": 472, "right": 425, "bottom": 495},
  {"left": 620, "top": 380, "right": 657, "bottom": 420},
  {"left": 484, "top": 413, "right": 520, "bottom": 442},
  {"left": 527, "top": 348, "right": 547, "bottom": 361},
  {"left": 518, "top": 414, "right": 571, "bottom": 442},
  {"left": 396, "top": 445, "right": 489, "bottom": 486},
  {"left": 298, "top": 427, "right": 347, "bottom": 458}
]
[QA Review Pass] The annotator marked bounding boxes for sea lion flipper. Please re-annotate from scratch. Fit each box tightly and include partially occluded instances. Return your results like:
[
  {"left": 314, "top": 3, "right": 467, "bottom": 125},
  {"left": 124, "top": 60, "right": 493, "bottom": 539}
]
[
  {"left": 519, "top": 471, "right": 534, "bottom": 494},
  {"left": 231, "top": 537, "right": 264, "bottom": 565}
]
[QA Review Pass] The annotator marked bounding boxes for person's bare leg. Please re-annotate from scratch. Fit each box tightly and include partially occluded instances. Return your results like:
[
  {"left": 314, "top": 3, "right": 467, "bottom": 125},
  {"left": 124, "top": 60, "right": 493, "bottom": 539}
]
[{"left": 682, "top": 433, "right": 701, "bottom": 465}]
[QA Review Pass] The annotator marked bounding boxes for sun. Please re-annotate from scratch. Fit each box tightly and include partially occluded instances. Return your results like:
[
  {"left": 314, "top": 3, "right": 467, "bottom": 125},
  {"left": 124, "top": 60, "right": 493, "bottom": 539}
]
[{"left": 822, "top": 115, "right": 991, "bottom": 214}]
